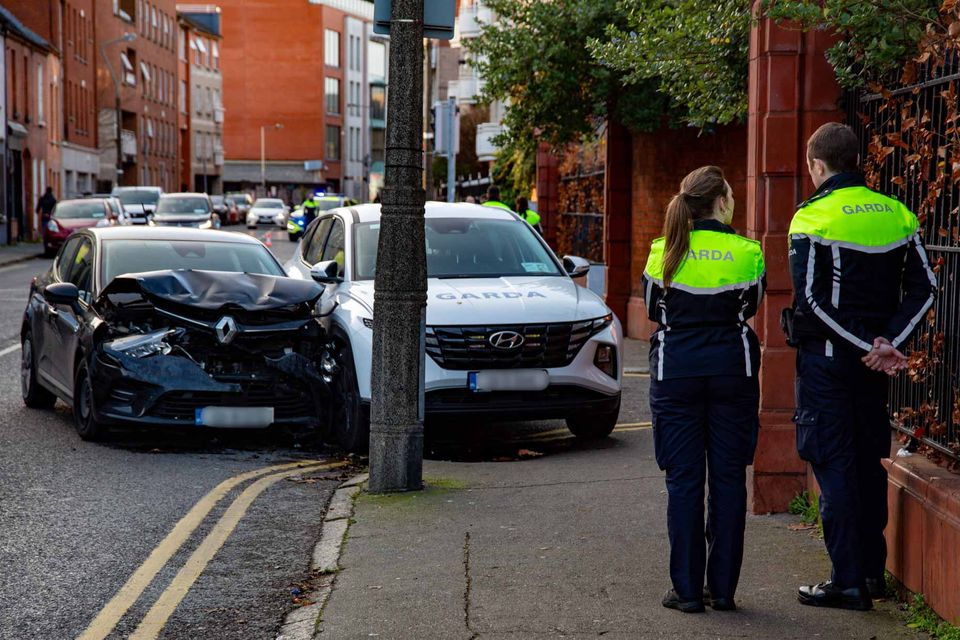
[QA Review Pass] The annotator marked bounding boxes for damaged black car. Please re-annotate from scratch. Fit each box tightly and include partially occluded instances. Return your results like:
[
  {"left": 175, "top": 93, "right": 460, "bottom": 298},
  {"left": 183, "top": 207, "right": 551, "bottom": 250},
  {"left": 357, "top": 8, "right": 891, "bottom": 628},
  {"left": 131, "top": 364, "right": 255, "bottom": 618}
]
[{"left": 20, "top": 226, "right": 335, "bottom": 441}]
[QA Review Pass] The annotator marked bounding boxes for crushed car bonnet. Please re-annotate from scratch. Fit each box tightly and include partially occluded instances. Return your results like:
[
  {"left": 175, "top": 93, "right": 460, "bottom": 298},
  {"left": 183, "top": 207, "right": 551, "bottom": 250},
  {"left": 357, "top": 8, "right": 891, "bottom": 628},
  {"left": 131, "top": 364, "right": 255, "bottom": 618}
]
[{"left": 98, "top": 269, "right": 325, "bottom": 312}]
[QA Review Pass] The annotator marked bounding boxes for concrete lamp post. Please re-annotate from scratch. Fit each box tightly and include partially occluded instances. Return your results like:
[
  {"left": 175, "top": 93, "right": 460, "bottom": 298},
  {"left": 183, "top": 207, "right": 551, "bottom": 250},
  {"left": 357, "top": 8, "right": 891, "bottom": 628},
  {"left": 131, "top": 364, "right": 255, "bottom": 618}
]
[
  {"left": 260, "top": 123, "right": 283, "bottom": 195},
  {"left": 368, "top": 0, "right": 427, "bottom": 493},
  {"left": 99, "top": 32, "right": 137, "bottom": 186}
]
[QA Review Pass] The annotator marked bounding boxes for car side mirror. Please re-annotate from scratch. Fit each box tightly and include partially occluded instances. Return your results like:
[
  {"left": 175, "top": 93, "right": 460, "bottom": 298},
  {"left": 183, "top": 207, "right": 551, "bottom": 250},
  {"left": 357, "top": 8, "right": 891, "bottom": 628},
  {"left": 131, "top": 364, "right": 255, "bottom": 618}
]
[
  {"left": 311, "top": 260, "right": 342, "bottom": 284},
  {"left": 562, "top": 255, "right": 591, "bottom": 279},
  {"left": 44, "top": 282, "right": 81, "bottom": 312}
]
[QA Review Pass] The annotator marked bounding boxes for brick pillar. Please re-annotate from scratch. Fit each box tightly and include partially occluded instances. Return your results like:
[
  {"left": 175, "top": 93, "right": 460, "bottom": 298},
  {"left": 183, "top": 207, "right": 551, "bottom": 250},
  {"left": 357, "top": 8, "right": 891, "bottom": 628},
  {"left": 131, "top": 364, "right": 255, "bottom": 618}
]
[
  {"left": 746, "top": 11, "right": 842, "bottom": 513},
  {"left": 536, "top": 143, "right": 560, "bottom": 248},
  {"left": 604, "top": 121, "right": 633, "bottom": 324}
]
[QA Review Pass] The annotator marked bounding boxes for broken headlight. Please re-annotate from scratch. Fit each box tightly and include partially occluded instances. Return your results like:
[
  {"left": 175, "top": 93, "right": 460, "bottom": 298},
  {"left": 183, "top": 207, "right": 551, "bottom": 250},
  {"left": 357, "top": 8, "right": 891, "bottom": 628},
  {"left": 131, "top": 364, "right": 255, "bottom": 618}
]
[{"left": 104, "top": 328, "right": 179, "bottom": 358}]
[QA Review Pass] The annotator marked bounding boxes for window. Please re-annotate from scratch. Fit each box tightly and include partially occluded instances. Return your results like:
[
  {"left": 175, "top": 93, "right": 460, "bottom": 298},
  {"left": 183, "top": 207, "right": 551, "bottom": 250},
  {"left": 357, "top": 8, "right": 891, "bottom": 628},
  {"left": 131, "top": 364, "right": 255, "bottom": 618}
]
[
  {"left": 66, "top": 238, "right": 95, "bottom": 299},
  {"left": 324, "top": 29, "right": 340, "bottom": 67},
  {"left": 179, "top": 79, "right": 187, "bottom": 113},
  {"left": 118, "top": 0, "right": 136, "bottom": 22},
  {"left": 304, "top": 217, "right": 334, "bottom": 266},
  {"left": 370, "top": 84, "right": 386, "bottom": 122},
  {"left": 368, "top": 40, "right": 386, "bottom": 82},
  {"left": 194, "top": 37, "right": 206, "bottom": 65},
  {"left": 212, "top": 42, "right": 219, "bottom": 70},
  {"left": 121, "top": 50, "right": 136, "bottom": 86},
  {"left": 325, "top": 77, "right": 340, "bottom": 114},
  {"left": 322, "top": 220, "right": 346, "bottom": 275},
  {"left": 36, "top": 63, "right": 44, "bottom": 125},
  {"left": 140, "top": 61, "right": 151, "bottom": 84},
  {"left": 325, "top": 125, "right": 341, "bottom": 160}
]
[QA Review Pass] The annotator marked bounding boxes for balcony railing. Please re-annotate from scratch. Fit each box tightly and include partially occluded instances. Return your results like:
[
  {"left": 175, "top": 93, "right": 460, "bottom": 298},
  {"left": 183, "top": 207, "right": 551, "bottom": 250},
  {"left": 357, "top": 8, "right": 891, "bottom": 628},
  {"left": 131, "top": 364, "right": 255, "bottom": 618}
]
[{"left": 476, "top": 122, "right": 502, "bottom": 162}]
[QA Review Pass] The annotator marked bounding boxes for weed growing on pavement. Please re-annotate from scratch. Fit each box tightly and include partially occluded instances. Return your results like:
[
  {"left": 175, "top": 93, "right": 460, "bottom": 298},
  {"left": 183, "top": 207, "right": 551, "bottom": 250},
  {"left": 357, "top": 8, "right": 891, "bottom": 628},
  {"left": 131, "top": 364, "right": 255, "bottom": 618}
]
[
  {"left": 788, "top": 491, "right": 823, "bottom": 538},
  {"left": 904, "top": 593, "right": 960, "bottom": 640},
  {"left": 357, "top": 476, "right": 466, "bottom": 506}
]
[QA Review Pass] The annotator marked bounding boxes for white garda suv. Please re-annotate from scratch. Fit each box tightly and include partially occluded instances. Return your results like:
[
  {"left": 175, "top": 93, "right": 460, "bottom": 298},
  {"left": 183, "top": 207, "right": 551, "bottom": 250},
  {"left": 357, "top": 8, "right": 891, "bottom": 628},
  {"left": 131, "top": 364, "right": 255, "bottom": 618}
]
[{"left": 284, "top": 202, "right": 623, "bottom": 452}]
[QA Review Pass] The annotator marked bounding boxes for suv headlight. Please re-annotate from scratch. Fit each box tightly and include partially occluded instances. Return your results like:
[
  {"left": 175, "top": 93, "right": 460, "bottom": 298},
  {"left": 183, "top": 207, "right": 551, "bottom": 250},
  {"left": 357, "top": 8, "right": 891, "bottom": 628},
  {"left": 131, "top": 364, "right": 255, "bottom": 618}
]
[
  {"left": 591, "top": 314, "right": 613, "bottom": 332},
  {"left": 104, "top": 328, "right": 179, "bottom": 358}
]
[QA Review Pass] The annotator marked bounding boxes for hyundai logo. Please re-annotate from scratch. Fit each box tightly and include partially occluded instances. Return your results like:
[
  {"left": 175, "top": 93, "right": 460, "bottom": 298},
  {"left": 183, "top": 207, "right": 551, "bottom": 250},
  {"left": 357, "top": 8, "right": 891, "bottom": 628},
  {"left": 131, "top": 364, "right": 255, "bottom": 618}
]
[
  {"left": 214, "top": 316, "right": 238, "bottom": 345},
  {"left": 489, "top": 330, "right": 524, "bottom": 350}
]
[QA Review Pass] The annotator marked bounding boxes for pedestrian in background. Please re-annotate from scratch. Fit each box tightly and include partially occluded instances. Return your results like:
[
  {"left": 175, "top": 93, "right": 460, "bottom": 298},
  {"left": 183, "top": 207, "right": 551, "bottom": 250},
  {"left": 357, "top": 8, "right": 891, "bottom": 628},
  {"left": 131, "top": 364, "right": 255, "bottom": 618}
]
[
  {"left": 481, "top": 185, "right": 512, "bottom": 211},
  {"left": 464, "top": 195, "right": 477, "bottom": 204},
  {"left": 642, "top": 166, "right": 766, "bottom": 614},
  {"left": 787, "top": 123, "right": 936, "bottom": 611},
  {"left": 36, "top": 187, "right": 56, "bottom": 220},
  {"left": 301, "top": 193, "right": 319, "bottom": 227},
  {"left": 514, "top": 196, "right": 543, "bottom": 234}
]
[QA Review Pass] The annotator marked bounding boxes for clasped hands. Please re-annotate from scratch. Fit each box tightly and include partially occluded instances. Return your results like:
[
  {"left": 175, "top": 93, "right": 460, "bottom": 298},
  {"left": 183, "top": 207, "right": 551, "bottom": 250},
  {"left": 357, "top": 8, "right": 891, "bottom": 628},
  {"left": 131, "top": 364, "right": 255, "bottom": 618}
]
[{"left": 861, "top": 337, "right": 908, "bottom": 376}]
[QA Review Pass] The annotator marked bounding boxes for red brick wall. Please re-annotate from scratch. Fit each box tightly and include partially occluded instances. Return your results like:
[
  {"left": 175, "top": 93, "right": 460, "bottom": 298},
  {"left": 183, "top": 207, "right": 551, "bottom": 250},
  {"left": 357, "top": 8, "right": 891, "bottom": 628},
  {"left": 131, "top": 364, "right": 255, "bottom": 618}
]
[
  {"left": 220, "top": 0, "right": 331, "bottom": 167},
  {"left": 63, "top": 0, "right": 98, "bottom": 151},
  {"left": 625, "top": 123, "right": 748, "bottom": 339}
]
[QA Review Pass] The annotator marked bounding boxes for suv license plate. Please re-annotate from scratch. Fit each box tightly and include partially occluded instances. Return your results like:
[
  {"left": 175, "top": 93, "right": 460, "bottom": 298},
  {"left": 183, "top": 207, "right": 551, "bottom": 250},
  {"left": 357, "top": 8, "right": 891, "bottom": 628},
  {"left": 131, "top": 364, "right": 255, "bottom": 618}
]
[
  {"left": 468, "top": 370, "right": 549, "bottom": 393},
  {"left": 195, "top": 407, "right": 275, "bottom": 428}
]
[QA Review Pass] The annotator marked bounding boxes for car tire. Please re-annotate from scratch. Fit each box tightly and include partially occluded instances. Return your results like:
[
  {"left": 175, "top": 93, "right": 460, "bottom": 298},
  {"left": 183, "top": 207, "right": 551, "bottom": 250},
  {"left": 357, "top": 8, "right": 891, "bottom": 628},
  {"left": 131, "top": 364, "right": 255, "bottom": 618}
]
[
  {"left": 288, "top": 233, "right": 300, "bottom": 242},
  {"left": 330, "top": 338, "right": 369, "bottom": 454},
  {"left": 43, "top": 244, "right": 56, "bottom": 258},
  {"left": 73, "top": 361, "right": 106, "bottom": 441},
  {"left": 247, "top": 225, "right": 256, "bottom": 230},
  {"left": 566, "top": 395, "right": 621, "bottom": 440},
  {"left": 21, "top": 333, "right": 56, "bottom": 409}
]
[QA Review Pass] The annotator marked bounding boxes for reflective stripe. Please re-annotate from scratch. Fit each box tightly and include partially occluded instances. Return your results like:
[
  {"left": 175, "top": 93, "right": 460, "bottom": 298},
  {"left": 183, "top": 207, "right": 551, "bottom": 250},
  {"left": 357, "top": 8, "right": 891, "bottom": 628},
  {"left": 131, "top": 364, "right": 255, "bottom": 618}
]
[
  {"left": 644, "top": 275, "right": 652, "bottom": 311},
  {"left": 831, "top": 245, "right": 841, "bottom": 307},
  {"left": 642, "top": 273, "right": 764, "bottom": 295},
  {"left": 891, "top": 236, "right": 937, "bottom": 348},
  {"left": 657, "top": 305, "right": 667, "bottom": 381},
  {"left": 741, "top": 325, "right": 751, "bottom": 377},
  {"left": 805, "top": 244, "right": 873, "bottom": 352},
  {"left": 825, "top": 340, "right": 833, "bottom": 357},
  {"left": 790, "top": 233, "right": 913, "bottom": 254}
]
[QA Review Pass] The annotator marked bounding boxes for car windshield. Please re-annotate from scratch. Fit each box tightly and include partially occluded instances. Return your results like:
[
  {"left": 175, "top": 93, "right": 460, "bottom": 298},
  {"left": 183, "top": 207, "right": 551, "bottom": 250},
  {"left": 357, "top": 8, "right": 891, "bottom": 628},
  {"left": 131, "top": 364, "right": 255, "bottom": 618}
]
[
  {"left": 156, "top": 197, "right": 210, "bottom": 215},
  {"left": 226, "top": 195, "right": 251, "bottom": 205},
  {"left": 318, "top": 200, "right": 342, "bottom": 211},
  {"left": 54, "top": 201, "right": 108, "bottom": 219},
  {"left": 254, "top": 200, "right": 284, "bottom": 209},
  {"left": 211, "top": 196, "right": 224, "bottom": 205},
  {"left": 102, "top": 240, "right": 284, "bottom": 284},
  {"left": 114, "top": 190, "right": 160, "bottom": 206},
  {"left": 354, "top": 218, "right": 562, "bottom": 280}
]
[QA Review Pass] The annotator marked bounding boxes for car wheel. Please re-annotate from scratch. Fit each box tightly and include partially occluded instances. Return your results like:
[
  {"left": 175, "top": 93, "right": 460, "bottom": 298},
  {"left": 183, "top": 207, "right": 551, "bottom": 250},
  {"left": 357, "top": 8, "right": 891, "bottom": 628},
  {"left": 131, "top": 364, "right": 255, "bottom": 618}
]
[
  {"left": 43, "top": 243, "right": 56, "bottom": 258},
  {"left": 288, "top": 232, "right": 300, "bottom": 242},
  {"left": 73, "top": 361, "right": 106, "bottom": 441},
  {"left": 21, "top": 333, "right": 56, "bottom": 409},
  {"left": 565, "top": 395, "right": 621, "bottom": 440},
  {"left": 330, "top": 338, "right": 369, "bottom": 454}
]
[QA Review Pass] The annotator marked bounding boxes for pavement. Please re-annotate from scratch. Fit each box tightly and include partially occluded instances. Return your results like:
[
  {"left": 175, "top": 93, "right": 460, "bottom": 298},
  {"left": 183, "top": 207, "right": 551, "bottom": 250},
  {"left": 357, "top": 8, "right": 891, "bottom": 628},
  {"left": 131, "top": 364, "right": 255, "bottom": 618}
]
[
  {"left": 318, "top": 339, "right": 923, "bottom": 640},
  {"left": 0, "top": 241, "right": 43, "bottom": 267}
]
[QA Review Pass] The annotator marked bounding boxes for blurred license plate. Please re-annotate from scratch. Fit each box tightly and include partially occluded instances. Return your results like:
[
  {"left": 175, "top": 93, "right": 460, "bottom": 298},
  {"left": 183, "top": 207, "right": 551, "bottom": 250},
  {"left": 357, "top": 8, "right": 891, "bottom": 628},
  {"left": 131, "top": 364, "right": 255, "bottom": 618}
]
[
  {"left": 468, "top": 370, "right": 549, "bottom": 393},
  {"left": 195, "top": 406, "right": 275, "bottom": 428}
]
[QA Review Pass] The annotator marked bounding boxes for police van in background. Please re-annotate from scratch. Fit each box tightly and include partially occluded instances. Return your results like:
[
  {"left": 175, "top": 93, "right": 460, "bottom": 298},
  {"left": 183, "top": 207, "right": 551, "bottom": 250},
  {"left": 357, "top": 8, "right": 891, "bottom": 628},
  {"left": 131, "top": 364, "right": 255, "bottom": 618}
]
[{"left": 284, "top": 202, "right": 624, "bottom": 452}]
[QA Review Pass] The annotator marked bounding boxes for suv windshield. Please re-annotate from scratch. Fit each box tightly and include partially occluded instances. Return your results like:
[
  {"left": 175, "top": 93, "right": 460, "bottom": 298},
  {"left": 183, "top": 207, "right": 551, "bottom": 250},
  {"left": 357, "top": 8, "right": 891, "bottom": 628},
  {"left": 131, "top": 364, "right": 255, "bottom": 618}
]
[
  {"left": 54, "top": 201, "right": 108, "bottom": 219},
  {"left": 102, "top": 240, "right": 284, "bottom": 284},
  {"left": 114, "top": 190, "right": 160, "bottom": 206},
  {"left": 156, "top": 197, "right": 210, "bottom": 215},
  {"left": 354, "top": 218, "right": 562, "bottom": 280}
]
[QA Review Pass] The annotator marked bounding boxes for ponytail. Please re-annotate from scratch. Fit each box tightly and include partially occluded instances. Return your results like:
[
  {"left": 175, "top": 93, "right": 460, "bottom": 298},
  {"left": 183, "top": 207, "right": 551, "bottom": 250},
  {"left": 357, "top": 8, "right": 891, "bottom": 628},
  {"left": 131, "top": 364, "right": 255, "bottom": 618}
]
[
  {"left": 659, "top": 165, "right": 729, "bottom": 287},
  {"left": 662, "top": 195, "right": 694, "bottom": 287}
]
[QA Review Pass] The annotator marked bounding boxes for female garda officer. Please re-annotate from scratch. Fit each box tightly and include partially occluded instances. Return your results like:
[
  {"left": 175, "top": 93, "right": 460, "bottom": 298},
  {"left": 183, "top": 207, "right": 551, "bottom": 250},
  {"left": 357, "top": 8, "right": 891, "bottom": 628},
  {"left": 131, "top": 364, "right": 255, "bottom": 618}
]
[{"left": 642, "top": 166, "right": 766, "bottom": 613}]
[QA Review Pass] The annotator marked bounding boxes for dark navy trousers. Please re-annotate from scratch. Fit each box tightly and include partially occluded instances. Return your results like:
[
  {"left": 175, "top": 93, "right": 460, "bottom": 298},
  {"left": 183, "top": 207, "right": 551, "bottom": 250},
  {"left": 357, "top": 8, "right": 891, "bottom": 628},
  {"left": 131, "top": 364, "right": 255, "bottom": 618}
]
[
  {"left": 650, "top": 375, "right": 760, "bottom": 601},
  {"left": 794, "top": 351, "right": 890, "bottom": 589}
]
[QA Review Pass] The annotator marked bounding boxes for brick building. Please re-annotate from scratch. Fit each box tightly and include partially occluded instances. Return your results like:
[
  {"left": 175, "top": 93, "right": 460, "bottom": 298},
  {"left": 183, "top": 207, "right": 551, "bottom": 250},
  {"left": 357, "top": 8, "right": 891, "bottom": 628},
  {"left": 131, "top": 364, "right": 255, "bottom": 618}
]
[
  {"left": 177, "top": 4, "right": 223, "bottom": 193},
  {"left": 1, "top": 5, "right": 57, "bottom": 243},
  {"left": 219, "top": 0, "right": 379, "bottom": 203},
  {"left": 60, "top": 0, "right": 101, "bottom": 198},
  {"left": 95, "top": 0, "right": 179, "bottom": 191}
]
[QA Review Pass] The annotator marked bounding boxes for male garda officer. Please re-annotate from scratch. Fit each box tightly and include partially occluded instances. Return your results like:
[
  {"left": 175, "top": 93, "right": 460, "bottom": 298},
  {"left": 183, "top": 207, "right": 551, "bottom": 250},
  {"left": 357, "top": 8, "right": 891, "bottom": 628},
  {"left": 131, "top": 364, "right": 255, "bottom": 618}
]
[{"left": 787, "top": 123, "right": 936, "bottom": 610}]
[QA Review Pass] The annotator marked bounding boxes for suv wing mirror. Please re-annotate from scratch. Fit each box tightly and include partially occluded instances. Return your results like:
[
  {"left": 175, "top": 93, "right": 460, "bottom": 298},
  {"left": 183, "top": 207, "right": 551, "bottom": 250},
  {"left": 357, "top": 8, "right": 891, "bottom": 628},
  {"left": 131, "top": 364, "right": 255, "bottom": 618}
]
[
  {"left": 562, "top": 255, "right": 591, "bottom": 279},
  {"left": 311, "top": 260, "right": 342, "bottom": 284}
]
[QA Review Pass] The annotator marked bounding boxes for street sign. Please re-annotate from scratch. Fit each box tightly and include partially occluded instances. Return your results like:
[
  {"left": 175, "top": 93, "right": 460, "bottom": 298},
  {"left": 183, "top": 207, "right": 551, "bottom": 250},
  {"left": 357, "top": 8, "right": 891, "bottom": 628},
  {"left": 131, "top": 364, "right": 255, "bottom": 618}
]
[{"left": 373, "top": 0, "right": 456, "bottom": 40}]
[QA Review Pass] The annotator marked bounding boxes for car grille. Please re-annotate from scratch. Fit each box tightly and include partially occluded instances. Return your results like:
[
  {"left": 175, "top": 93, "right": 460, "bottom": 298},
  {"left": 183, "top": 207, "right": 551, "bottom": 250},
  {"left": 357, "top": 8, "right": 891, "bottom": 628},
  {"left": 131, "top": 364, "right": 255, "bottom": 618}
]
[
  {"left": 425, "top": 321, "right": 595, "bottom": 370},
  {"left": 149, "top": 384, "right": 314, "bottom": 421}
]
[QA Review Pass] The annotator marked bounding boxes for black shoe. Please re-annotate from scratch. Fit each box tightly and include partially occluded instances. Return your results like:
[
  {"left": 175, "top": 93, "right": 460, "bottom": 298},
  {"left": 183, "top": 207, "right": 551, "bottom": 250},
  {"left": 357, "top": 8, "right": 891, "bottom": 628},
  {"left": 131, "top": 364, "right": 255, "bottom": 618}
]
[
  {"left": 798, "top": 581, "right": 872, "bottom": 611},
  {"left": 865, "top": 577, "right": 886, "bottom": 599},
  {"left": 662, "top": 589, "right": 705, "bottom": 613},
  {"left": 703, "top": 586, "right": 737, "bottom": 611}
]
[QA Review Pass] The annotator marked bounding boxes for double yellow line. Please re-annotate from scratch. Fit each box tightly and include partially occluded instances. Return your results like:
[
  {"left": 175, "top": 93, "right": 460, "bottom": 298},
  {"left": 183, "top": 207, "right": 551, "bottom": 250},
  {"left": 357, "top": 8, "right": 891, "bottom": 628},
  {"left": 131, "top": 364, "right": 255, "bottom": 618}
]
[
  {"left": 79, "top": 460, "right": 345, "bottom": 640},
  {"left": 521, "top": 421, "right": 653, "bottom": 442}
]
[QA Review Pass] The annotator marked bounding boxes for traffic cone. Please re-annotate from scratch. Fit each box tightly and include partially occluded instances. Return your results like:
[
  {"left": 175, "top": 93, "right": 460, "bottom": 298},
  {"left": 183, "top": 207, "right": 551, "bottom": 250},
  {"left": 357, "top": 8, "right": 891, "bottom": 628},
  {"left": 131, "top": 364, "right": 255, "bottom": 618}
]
[{"left": 264, "top": 231, "right": 273, "bottom": 248}]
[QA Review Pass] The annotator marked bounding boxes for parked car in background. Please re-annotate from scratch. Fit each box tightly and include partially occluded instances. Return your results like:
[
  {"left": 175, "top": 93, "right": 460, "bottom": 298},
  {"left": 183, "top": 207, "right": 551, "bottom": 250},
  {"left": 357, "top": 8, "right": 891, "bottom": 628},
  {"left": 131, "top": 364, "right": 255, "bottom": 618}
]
[
  {"left": 42, "top": 198, "right": 114, "bottom": 257},
  {"left": 286, "top": 195, "right": 358, "bottom": 241},
  {"left": 111, "top": 186, "right": 163, "bottom": 224},
  {"left": 86, "top": 195, "right": 129, "bottom": 225},
  {"left": 211, "top": 195, "right": 239, "bottom": 225},
  {"left": 225, "top": 193, "right": 254, "bottom": 220},
  {"left": 246, "top": 198, "right": 289, "bottom": 229},
  {"left": 284, "top": 202, "right": 623, "bottom": 452},
  {"left": 152, "top": 193, "right": 220, "bottom": 229},
  {"left": 20, "top": 227, "right": 333, "bottom": 441}
]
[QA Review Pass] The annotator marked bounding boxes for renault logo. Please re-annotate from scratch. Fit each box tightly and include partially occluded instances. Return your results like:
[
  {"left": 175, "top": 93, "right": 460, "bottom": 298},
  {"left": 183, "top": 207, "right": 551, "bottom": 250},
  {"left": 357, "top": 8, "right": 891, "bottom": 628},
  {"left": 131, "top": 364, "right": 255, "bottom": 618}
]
[
  {"left": 489, "top": 330, "right": 524, "bottom": 350},
  {"left": 214, "top": 316, "right": 238, "bottom": 345}
]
